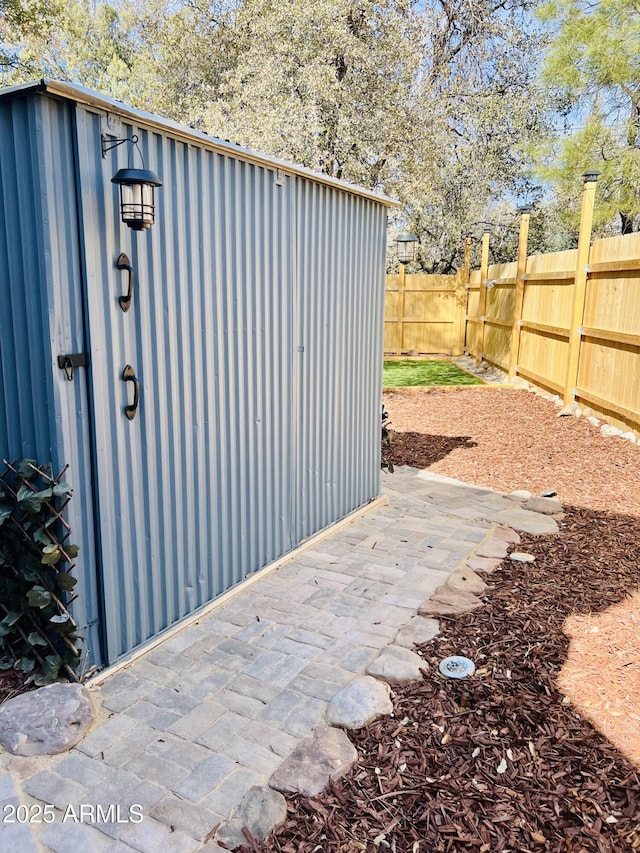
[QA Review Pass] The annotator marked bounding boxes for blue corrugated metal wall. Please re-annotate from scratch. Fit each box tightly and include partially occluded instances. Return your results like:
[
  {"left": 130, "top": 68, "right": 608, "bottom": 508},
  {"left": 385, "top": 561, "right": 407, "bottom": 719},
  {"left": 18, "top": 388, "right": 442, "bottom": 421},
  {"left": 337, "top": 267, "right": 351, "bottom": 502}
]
[
  {"left": 295, "top": 180, "right": 386, "bottom": 541},
  {"left": 76, "top": 106, "right": 300, "bottom": 661},
  {"left": 0, "top": 92, "right": 105, "bottom": 668},
  {"left": 1, "top": 83, "right": 388, "bottom": 667}
]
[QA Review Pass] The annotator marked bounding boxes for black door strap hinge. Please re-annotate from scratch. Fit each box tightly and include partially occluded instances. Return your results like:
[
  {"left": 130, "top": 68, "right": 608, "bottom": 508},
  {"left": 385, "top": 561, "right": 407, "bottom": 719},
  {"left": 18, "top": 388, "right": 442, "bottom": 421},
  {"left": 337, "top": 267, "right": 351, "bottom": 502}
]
[{"left": 58, "top": 353, "right": 89, "bottom": 381}]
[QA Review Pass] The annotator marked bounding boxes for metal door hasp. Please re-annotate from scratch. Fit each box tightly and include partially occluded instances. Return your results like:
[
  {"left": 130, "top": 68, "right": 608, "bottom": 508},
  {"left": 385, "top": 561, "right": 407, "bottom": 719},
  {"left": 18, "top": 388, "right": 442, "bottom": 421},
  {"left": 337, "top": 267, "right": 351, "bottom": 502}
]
[{"left": 58, "top": 353, "right": 89, "bottom": 381}]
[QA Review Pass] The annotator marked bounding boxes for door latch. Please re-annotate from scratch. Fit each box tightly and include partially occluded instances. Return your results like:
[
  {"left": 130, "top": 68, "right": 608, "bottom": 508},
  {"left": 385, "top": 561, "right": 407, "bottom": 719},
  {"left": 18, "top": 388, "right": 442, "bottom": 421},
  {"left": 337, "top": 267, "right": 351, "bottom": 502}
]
[{"left": 58, "top": 353, "right": 89, "bottom": 381}]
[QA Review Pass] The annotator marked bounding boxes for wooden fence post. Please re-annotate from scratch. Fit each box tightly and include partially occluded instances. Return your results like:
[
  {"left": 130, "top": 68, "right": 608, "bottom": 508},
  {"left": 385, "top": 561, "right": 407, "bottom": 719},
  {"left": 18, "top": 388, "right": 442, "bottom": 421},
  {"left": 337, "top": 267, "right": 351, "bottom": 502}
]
[
  {"left": 509, "top": 206, "right": 532, "bottom": 379},
  {"left": 476, "top": 231, "right": 490, "bottom": 363},
  {"left": 453, "top": 237, "right": 472, "bottom": 356},
  {"left": 396, "top": 262, "right": 406, "bottom": 355},
  {"left": 564, "top": 171, "right": 599, "bottom": 404}
]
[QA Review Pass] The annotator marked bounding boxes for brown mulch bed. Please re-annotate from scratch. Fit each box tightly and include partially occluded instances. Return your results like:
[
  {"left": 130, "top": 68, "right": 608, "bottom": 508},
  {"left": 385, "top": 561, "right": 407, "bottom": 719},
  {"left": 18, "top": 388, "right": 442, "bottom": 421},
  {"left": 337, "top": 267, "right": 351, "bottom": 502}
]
[
  {"left": 383, "top": 387, "right": 639, "bottom": 517},
  {"left": 0, "top": 668, "right": 34, "bottom": 704},
  {"left": 241, "top": 387, "right": 640, "bottom": 853}
]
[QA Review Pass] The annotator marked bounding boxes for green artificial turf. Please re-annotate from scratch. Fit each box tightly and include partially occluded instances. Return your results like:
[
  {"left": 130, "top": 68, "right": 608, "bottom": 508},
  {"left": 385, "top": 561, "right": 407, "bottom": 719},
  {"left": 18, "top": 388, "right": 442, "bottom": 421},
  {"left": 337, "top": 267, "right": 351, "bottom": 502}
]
[{"left": 383, "top": 359, "right": 483, "bottom": 387}]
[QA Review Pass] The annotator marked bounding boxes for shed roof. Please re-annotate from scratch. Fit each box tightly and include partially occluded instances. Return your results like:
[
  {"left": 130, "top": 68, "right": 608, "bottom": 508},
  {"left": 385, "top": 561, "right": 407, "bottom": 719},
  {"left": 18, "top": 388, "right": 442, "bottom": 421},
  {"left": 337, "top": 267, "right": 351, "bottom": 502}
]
[{"left": 0, "top": 78, "right": 397, "bottom": 207}]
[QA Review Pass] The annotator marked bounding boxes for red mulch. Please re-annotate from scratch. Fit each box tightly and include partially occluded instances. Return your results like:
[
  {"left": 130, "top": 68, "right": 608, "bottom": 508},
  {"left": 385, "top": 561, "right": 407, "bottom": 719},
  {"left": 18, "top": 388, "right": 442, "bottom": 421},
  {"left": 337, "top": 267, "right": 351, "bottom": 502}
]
[
  {"left": 0, "top": 668, "right": 33, "bottom": 704},
  {"left": 235, "top": 387, "right": 640, "bottom": 853},
  {"left": 246, "top": 505, "right": 640, "bottom": 852}
]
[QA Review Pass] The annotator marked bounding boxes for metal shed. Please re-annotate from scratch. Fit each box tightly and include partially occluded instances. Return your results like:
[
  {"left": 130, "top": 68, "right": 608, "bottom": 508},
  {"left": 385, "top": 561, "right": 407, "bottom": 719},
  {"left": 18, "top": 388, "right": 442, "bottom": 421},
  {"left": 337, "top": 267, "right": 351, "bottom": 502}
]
[{"left": 0, "top": 80, "right": 392, "bottom": 670}]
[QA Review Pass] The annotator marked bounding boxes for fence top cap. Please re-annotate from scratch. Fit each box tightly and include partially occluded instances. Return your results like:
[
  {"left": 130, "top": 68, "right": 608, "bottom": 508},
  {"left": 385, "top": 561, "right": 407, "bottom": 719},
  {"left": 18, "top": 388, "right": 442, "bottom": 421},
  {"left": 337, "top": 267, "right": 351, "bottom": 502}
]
[
  {"left": 517, "top": 204, "right": 533, "bottom": 214},
  {"left": 583, "top": 170, "right": 601, "bottom": 183}
]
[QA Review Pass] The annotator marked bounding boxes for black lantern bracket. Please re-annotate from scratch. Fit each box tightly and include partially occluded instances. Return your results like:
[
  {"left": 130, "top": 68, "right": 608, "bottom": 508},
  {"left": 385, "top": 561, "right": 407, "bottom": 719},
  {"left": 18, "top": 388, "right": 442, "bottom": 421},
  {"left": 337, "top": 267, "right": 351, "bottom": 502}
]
[{"left": 101, "top": 133, "right": 139, "bottom": 159}]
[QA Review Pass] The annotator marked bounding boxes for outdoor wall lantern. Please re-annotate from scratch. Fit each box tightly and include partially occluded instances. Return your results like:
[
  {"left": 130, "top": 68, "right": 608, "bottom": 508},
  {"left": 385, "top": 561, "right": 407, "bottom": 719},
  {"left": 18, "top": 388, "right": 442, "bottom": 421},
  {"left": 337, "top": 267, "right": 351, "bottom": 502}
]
[
  {"left": 396, "top": 233, "right": 418, "bottom": 265},
  {"left": 102, "top": 134, "right": 163, "bottom": 231}
]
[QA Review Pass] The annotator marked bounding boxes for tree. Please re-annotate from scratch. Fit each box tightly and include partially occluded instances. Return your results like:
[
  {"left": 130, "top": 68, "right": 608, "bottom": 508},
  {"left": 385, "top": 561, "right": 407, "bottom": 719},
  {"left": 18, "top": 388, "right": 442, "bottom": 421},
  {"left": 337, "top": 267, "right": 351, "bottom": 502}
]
[
  {"left": 534, "top": 0, "right": 640, "bottom": 234},
  {"left": 121, "top": 0, "right": 240, "bottom": 122},
  {"left": 0, "top": 0, "right": 135, "bottom": 98},
  {"left": 387, "top": 0, "right": 552, "bottom": 271},
  {"left": 0, "top": 0, "right": 553, "bottom": 270},
  {"left": 0, "top": 0, "right": 65, "bottom": 79},
  {"left": 200, "top": 0, "right": 423, "bottom": 190}
]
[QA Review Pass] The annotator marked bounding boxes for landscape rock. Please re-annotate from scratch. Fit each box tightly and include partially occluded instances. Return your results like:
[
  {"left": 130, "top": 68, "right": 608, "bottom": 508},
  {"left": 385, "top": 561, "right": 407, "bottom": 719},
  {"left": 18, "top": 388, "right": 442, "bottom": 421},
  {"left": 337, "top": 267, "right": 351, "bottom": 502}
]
[
  {"left": 557, "top": 401, "right": 580, "bottom": 417},
  {"left": 446, "top": 566, "right": 488, "bottom": 594},
  {"left": 326, "top": 676, "right": 392, "bottom": 729},
  {"left": 394, "top": 616, "right": 440, "bottom": 649},
  {"left": 491, "top": 526, "right": 521, "bottom": 544},
  {"left": 601, "top": 423, "right": 623, "bottom": 437},
  {"left": 539, "top": 488, "right": 557, "bottom": 498},
  {"left": 476, "top": 539, "right": 509, "bottom": 559},
  {"left": 0, "top": 683, "right": 94, "bottom": 756},
  {"left": 506, "top": 490, "right": 532, "bottom": 502},
  {"left": 523, "top": 496, "right": 563, "bottom": 515},
  {"left": 466, "top": 555, "right": 502, "bottom": 573},
  {"left": 269, "top": 726, "right": 357, "bottom": 797},
  {"left": 586, "top": 416, "right": 600, "bottom": 427},
  {"left": 512, "top": 377, "right": 531, "bottom": 390},
  {"left": 366, "top": 646, "right": 426, "bottom": 684},
  {"left": 216, "top": 786, "right": 287, "bottom": 849},
  {"left": 621, "top": 431, "right": 637, "bottom": 444},
  {"left": 419, "top": 586, "right": 483, "bottom": 616},
  {"left": 500, "top": 510, "right": 560, "bottom": 535}
]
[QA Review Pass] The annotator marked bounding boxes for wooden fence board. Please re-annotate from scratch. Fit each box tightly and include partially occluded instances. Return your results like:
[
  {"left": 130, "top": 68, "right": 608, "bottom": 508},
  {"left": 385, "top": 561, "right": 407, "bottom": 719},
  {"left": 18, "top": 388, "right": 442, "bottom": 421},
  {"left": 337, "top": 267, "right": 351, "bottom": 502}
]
[
  {"left": 384, "top": 271, "right": 464, "bottom": 355},
  {"left": 384, "top": 230, "right": 640, "bottom": 433}
]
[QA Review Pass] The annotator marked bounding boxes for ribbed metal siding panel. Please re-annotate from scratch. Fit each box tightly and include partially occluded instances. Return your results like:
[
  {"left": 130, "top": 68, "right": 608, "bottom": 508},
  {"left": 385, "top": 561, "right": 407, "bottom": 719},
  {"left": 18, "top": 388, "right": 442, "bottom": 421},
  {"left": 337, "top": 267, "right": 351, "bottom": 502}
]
[
  {"left": 75, "top": 106, "right": 295, "bottom": 662},
  {"left": 294, "top": 179, "right": 387, "bottom": 541},
  {"left": 0, "top": 94, "right": 104, "bottom": 667},
  {"left": 0, "top": 96, "right": 55, "bottom": 458},
  {"left": 1, "top": 90, "right": 388, "bottom": 668}
]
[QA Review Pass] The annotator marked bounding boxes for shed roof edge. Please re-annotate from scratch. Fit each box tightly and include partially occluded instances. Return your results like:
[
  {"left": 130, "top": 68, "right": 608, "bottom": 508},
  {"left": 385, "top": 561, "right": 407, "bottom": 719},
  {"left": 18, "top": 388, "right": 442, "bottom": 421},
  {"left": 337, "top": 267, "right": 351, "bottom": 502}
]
[{"left": 0, "top": 78, "right": 399, "bottom": 208}]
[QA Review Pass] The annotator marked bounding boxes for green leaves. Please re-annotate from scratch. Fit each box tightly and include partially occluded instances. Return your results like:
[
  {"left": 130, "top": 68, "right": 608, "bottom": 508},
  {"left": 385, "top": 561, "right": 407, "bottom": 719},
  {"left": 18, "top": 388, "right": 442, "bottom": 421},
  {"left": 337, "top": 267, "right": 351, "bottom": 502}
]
[
  {"left": 535, "top": 0, "right": 640, "bottom": 233},
  {"left": 0, "top": 460, "right": 80, "bottom": 685},
  {"left": 27, "top": 585, "right": 52, "bottom": 608},
  {"left": 0, "top": 503, "right": 12, "bottom": 526},
  {"left": 16, "top": 485, "right": 53, "bottom": 514},
  {"left": 27, "top": 631, "right": 48, "bottom": 647},
  {"left": 33, "top": 654, "right": 63, "bottom": 686},
  {"left": 41, "top": 544, "right": 62, "bottom": 566},
  {"left": 17, "top": 459, "right": 38, "bottom": 478},
  {"left": 56, "top": 572, "right": 78, "bottom": 592}
]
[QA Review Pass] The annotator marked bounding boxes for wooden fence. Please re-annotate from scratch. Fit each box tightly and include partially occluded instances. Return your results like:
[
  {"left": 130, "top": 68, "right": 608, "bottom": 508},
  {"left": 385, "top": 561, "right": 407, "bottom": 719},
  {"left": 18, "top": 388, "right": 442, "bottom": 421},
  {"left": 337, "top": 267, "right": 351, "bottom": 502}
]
[
  {"left": 384, "top": 256, "right": 468, "bottom": 356},
  {"left": 385, "top": 175, "right": 640, "bottom": 434}
]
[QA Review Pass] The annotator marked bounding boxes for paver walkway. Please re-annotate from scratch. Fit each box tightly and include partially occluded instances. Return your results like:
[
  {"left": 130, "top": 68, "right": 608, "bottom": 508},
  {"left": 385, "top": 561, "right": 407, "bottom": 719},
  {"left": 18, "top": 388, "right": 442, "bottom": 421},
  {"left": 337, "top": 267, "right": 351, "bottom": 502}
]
[{"left": 0, "top": 468, "right": 551, "bottom": 852}]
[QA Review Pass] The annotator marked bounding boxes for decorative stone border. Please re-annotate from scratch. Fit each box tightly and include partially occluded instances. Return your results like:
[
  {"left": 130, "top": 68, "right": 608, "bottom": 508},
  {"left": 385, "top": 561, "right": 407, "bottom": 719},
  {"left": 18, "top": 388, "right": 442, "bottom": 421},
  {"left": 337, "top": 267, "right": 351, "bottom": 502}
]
[{"left": 217, "top": 492, "right": 564, "bottom": 847}]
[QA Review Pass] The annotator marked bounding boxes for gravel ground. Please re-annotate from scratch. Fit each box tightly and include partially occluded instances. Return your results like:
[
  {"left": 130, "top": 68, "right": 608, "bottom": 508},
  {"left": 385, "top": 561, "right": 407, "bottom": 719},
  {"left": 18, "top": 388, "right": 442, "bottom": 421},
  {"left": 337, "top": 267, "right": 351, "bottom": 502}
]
[{"left": 383, "top": 387, "right": 639, "bottom": 516}]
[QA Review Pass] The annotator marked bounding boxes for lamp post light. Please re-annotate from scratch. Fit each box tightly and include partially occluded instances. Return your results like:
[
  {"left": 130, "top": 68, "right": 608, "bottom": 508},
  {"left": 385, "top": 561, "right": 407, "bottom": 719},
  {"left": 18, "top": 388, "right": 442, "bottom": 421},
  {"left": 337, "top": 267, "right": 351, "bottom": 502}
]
[{"left": 396, "top": 233, "right": 418, "bottom": 266}]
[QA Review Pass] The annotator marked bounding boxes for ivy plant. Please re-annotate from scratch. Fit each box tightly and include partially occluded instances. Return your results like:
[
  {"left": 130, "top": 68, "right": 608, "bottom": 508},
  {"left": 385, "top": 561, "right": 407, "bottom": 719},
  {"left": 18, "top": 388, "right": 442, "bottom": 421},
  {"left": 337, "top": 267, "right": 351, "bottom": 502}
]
[
  {"left": 0, "top": 459, "right": 81, "bottom": 685},
  {"left": 381, "top": 405, "right": 394, "bottom": 473}
]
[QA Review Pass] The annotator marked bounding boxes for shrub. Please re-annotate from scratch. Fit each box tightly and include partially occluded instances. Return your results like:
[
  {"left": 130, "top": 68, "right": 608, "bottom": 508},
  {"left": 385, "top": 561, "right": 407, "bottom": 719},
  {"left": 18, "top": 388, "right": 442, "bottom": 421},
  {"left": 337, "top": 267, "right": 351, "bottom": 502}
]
[
  {"left": 0, "top": 459, "right": 81, "bottom": 685},
  {"left": 381, "top": 405, "right": 394, "bottom": 473}
]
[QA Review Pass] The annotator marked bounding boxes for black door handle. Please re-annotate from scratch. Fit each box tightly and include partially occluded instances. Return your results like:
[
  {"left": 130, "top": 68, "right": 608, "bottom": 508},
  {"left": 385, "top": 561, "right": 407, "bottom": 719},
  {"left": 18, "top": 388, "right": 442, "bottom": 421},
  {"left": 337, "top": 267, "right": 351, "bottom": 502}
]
[
  {"left": 122, "top": 365, "right": 139, "bottom": 420},
  {"left": 117, "top": 252, "right": 134, "bottom": 312}
]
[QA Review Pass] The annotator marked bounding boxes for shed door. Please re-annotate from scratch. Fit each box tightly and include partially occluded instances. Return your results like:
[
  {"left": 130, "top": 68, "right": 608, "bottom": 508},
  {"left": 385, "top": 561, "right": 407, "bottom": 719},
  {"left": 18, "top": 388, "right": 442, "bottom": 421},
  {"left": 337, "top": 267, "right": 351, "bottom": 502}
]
[{"left": 75, "top": 107, "right": 296, "bottom": 663}]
